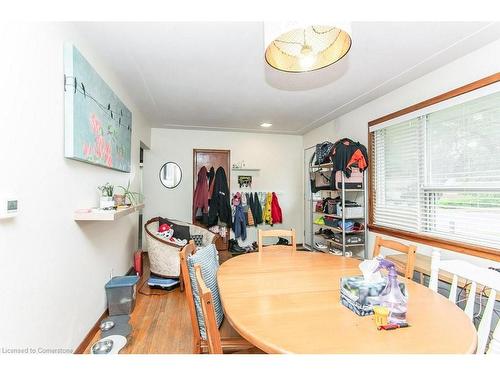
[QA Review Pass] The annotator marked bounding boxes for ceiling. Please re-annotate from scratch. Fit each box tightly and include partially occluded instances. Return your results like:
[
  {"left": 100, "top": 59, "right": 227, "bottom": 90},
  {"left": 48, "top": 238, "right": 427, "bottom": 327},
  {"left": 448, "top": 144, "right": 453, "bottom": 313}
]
[{"left": 73, "top": 22, "right": 500, "bottom": 134}]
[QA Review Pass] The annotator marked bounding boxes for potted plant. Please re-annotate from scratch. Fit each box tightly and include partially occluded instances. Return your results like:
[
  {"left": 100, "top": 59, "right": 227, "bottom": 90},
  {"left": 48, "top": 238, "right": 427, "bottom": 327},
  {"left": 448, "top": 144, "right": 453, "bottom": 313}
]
[
  {"left": 98, "top": 183, "right": 115, "bottom": 209},
  {"left": 116, "top": 181, "right": 143, "bottom": 206}
]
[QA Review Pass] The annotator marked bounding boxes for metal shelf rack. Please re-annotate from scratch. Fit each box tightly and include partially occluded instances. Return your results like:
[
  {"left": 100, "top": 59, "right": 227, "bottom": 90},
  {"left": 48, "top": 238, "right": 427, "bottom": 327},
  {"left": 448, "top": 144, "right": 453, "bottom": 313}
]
[{"left": 308, "top": 161, "right": 368, "bottom": 259}]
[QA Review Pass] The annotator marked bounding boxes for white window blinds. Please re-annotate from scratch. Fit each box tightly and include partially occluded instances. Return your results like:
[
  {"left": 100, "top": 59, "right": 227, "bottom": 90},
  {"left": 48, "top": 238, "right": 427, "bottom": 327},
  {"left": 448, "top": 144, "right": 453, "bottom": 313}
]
[
  {"left": 372, "top": 117, "right": 423, "bottom": 232},
  {"left": 371, "top": 88, "right": 500, "bottom": 250}
]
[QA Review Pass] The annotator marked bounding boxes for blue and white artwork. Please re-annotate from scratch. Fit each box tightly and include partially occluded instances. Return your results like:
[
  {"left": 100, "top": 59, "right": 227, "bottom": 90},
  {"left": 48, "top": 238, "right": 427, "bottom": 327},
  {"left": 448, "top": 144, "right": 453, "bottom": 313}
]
[{"left": 64, "top": 43, "right": 132, "bottom": 172}]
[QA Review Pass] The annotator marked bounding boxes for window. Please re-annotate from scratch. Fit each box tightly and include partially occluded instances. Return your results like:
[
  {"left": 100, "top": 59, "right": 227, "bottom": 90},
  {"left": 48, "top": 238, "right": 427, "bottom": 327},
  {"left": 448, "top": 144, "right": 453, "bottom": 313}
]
[{"left": 369, "top": 77, "right": 500, "bottom": 257}]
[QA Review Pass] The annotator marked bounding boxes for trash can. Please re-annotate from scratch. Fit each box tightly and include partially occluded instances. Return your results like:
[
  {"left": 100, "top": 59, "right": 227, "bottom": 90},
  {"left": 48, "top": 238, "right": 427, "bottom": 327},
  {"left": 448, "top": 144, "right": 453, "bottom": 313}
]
[{"left": 105, "top": 275, "right": 139, "bottom": 316}]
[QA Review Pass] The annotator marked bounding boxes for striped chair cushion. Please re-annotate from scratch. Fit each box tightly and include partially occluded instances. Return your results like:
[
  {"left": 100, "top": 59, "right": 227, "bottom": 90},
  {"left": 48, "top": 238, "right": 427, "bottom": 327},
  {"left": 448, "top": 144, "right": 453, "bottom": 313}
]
[{"left": 187, "top": 243, "right": 224, "bottom": 340}]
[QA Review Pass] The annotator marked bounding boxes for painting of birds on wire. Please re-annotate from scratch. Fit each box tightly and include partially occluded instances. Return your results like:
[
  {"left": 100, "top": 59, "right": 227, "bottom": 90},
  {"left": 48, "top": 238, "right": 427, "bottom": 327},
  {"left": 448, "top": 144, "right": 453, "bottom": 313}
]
[{"left": 64, "top": 43, "right": 132, "bottom": 172}]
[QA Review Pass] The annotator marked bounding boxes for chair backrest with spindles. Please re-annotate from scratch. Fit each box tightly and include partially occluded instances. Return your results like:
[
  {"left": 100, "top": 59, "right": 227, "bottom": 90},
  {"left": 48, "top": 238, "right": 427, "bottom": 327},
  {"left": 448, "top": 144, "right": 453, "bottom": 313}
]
[
  {"left": 179, "top": 241, "right": 202, "bottom": 350},
  {"left": 429, "top": 250, "right": 500, "bottom": 354},
  {"left": 257, "top": 229, "right": 296, "bottom": 252},
  {"left": 194, "top": 265, "right": 223, "bottom": 354},
  {"left": 372, "top": 236, "right": 417, "bottom": 279}
]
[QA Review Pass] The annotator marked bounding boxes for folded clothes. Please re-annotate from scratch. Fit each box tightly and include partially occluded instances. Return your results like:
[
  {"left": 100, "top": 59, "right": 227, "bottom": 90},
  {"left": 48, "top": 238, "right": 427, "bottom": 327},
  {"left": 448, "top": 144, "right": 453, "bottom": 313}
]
[
  {"left": 352, "top": 222, "right": 365, "bottom": 231},
  {"left": 338, "top": 220, "right": 355, "bottom": 231},
  {"left": 336, "top": 220, "right": 364, "bottom": 232}
]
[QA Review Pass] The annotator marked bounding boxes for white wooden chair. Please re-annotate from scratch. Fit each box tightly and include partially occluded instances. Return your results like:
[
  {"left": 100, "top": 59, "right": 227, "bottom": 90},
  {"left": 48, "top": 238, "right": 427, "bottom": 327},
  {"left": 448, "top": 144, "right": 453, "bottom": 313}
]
[
  {"left": 257, "top": 229, "right": 297, "bottom": 252},
  {"left": 429, "top": 250, "right": 500, "bottom": 354}
]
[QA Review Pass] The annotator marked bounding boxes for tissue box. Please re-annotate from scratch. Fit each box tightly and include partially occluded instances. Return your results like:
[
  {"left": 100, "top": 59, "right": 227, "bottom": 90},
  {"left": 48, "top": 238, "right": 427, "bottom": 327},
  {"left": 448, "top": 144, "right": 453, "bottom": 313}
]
[{"left": 340, "top": 276, "right": 406, "bottom": 316}]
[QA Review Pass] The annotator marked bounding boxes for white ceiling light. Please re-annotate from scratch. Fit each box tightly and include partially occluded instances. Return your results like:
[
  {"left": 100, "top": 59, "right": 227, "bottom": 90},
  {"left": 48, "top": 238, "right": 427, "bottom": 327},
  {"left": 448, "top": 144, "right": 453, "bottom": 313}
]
[
  {"left": 264, "top": 22, "right": 352, "bottom": 73},
  {"left": 260, "top": 122, "right": 273, "bottom": 128}
]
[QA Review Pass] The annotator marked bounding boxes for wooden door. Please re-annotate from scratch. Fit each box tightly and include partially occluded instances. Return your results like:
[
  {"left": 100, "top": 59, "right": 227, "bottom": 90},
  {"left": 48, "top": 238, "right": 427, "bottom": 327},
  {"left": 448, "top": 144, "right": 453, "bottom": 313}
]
[{"left": 193, "top": 149, "right": 231, "bottom": 251}]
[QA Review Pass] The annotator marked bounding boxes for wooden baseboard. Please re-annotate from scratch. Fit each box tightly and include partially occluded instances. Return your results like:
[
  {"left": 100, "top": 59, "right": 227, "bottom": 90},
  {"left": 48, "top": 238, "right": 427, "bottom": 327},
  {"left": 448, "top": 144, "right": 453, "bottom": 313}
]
[
  {"left": 74, "top": 309, "right": 109, "bottom": 354},
  {"left": 74, "top": 266, "right": 135, "bottom": 354}
]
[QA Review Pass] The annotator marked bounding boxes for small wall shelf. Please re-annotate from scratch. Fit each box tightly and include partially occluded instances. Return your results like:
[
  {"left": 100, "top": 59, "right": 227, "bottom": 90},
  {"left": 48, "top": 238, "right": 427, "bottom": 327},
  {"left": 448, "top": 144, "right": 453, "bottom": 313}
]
[
  {"left": 74, "top": 203, "right": 144, "bottom": 221},
  {"left": 232, "top": 168, "right": 261, "bottom": 172}
]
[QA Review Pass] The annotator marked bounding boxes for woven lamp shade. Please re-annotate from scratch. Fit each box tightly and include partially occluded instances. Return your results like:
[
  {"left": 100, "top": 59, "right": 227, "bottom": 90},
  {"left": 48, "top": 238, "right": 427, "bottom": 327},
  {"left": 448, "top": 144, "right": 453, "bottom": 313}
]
[{"left": 264, "top": 24, "right": 352, "bottom": 73}]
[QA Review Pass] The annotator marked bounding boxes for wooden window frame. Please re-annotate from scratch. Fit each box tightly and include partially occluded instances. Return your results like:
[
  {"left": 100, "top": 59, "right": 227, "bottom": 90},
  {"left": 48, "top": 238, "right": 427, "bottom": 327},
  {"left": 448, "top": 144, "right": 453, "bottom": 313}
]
[{"left": 367, "top": 72, "right": 500, "bottom": 262}]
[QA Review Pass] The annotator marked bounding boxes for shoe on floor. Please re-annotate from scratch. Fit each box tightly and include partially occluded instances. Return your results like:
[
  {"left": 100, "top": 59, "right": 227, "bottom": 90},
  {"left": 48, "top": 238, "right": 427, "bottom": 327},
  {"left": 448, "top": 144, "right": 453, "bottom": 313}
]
[
  {"left": 276, "top": 237, "right": 289, "bottom": 246},
  {"left": 314, "top": 242, "right": 328, "bottom": 250},
  {"left": 329, "top": 249, "right": 343, "bottom": 256},
  {"left": 229, "top": 239, "right": 246, "bottom": 253}
]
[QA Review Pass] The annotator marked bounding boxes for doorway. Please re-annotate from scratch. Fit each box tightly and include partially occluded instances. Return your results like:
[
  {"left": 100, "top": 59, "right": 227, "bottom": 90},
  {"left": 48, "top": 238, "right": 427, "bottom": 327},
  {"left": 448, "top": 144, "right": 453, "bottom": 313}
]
[
  {"left": 304, "top": 146, "right": 316, "bottom": 250},
  {"left": 138, "top": 143, "right": 147, "bottom": 249},
  {"left": 192, "top": 148, "right": 231, "bottom": 251}
]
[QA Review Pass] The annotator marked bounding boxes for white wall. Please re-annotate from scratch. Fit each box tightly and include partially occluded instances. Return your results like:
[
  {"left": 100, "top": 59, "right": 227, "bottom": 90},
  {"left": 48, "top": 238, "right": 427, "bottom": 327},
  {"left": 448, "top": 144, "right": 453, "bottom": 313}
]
[
  {"left": 303, "top": 38, "right": 500, "bottom": 268},
  {"left": 143, "top": 128, "right": 303, "bottom": 246},
  {"left": 0, "top": 23, "right": 151, "bottom": 351},
  {"left": 2, "top": 23, "right": 498, "bottom": 353}
]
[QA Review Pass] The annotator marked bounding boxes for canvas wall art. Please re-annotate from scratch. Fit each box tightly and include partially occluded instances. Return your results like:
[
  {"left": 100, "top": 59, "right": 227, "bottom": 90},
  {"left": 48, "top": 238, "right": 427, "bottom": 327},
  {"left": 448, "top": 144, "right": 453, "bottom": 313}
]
[{"left": 64, "top": 43, "right": 132, "bottom": 172}]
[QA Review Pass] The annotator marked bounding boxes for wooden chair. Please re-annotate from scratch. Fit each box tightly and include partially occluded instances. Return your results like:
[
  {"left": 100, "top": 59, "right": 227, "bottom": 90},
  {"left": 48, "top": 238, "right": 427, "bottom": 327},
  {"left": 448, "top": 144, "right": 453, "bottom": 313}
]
[
  {"left": 372, "top": 236, "right": 417, "bottom": 279},
  {"left": 179, "top": 241, "right": 256, "bottom": 354},
  {"left": 194, "top": 265, "right": 223, "bottom": 354},
  {"left": 428, "top": 250, "right": 500, "bottom": 354},
  {"left": 257, "top": 229, "right": 297, "bottom": 252}
]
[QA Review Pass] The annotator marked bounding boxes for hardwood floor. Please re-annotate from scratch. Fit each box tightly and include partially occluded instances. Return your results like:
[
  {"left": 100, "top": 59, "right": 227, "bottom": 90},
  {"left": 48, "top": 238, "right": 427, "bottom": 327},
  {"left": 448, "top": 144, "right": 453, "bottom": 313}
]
[
  {"left": 83, "top": 247, "right": 299, "bottom": 354},
  {"left": 83, "top": 252, "right": 227, "bottom": 354}
]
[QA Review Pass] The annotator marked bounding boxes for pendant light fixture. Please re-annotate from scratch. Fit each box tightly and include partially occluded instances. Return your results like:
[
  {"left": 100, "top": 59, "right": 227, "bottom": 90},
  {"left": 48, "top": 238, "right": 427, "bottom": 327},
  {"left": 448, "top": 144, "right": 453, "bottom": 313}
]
[{"left": 264, "top": 22, "right": 352, "bottom": 73}]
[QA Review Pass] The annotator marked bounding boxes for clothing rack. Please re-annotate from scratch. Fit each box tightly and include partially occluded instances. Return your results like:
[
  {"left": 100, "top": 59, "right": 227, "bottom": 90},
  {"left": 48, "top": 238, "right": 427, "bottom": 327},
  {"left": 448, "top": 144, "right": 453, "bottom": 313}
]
[
  {"left": 307, "top": 146, "right": 368, "bottom": 260},
  {"left": 308, "top": 165, "right": 368, "bottom": 259},
  {"left": 231, "top": 191, "right": 283, "bottom": 196}
]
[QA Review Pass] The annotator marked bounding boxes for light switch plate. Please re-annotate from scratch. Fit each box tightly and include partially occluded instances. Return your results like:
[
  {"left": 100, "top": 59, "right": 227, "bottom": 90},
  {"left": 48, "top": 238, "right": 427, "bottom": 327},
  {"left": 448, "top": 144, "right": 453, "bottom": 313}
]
[{"left": 0, "top": 198, "right": 18, "bottom": 218}]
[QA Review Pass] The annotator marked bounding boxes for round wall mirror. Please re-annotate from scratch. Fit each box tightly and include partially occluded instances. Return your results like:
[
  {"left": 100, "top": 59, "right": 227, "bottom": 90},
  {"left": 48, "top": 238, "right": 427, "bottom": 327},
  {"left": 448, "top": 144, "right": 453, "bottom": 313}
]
[{"left": 159, "top": 162, "right": 182, "bottom": 189}]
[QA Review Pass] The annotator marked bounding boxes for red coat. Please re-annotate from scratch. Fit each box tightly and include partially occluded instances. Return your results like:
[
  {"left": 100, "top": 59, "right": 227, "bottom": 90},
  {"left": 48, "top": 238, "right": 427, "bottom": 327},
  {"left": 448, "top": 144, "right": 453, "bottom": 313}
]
[
  {"left": 270, "top": 192, "right": 282, "bottom": 224},
  {"left": 193, "top": 166, "right": 209, "bottom": 214}
]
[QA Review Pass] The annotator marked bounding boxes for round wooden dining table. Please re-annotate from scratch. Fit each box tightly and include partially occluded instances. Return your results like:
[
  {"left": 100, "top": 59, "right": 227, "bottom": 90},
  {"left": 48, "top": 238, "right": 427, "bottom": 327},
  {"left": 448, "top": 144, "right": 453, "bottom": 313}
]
[{"left": 217, "top": 248, "right": 477, "bottom": 354}]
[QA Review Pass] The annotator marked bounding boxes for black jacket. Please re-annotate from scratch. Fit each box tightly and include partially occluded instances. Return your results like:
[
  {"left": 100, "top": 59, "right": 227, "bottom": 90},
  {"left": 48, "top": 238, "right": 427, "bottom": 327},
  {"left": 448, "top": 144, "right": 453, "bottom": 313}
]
[
  {"left": 329, "top": 138, "right": 368, "bottom": 189},
  {"left": 247, "top": 192, "right": 263, "bottom": 226},
  {"left": 208, "top": 167, "right": 232, "bottom": 227},
  {"left": 254, "top": 192, "right": 264, "bottom": 225}
]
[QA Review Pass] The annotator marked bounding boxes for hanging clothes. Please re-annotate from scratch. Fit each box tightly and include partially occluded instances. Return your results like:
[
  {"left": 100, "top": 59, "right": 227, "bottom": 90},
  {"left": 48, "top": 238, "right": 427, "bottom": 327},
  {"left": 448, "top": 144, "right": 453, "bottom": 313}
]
[
  {"left": 193, "top": 166, "right": 209, "bottom": 224},
  {"left": 329, "top": 138, "right": 369, "bottom": 189},
  {"left": 246, "top": 209, "right": 255, "bottom": 226},
  {"left": 245, "top": 193, "right": 255, "bottom": 226},
  {"left": 208, "top": 167, "right": 232, "bottom": 227},
  {"left": 231, "top": 192, "right": 241, "bottom": 207},
  {"left": 253, "top": 192, "right": 263, "bottom": 225},
  {"left": 314, "top": 141, "right": 334, "bottom": 165},
  {"left": 207, "top": 166, "right": 215, "bottom": 203},
  {"left": 270, "top": 192, "right": 283, "bottom": 224},
  {"left": 232, "top": 202, "right": 247, "bottom": 241},
  {"left": 263, "top": 192, "right": 273, "bottom": 225},
  {"left": 258, "top": 192, "right": 266, "bottom": 207}
]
